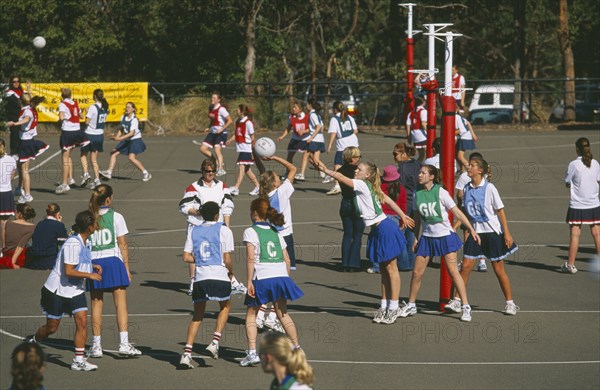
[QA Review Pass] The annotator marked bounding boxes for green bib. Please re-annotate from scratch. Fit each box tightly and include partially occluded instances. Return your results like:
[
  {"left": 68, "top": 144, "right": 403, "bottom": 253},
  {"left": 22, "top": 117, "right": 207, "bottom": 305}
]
[
  {"left": 415, "top": 184, "right": 444, "bottom": 223},
  {"left": 354, "top": 181, "right": 383, "bottom": 217},
  {"left": 90, "top": 209, "right": 116, "bottom": 251},
  {"left": 252, "top": 226, "right": 284, "bottom": 263}
]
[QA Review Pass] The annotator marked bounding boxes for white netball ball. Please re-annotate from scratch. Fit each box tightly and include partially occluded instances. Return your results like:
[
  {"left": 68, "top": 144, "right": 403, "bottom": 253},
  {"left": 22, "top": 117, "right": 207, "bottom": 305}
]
[
  {"left": 254, "top": 137, "right": 276, "bottom": 158},
  {"left": 33, "top": 36, "right": 46, "bottom": 49}
]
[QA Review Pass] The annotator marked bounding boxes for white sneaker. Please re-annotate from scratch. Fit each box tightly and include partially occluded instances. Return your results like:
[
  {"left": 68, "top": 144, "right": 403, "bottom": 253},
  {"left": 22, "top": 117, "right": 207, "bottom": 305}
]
[
  {"left": 118, "top": 343, "right": 142, "bottom": 356},
  {"left": 249, "top": 187, "right": 260, "bottom": 196},
  {"left": 239, "top": 351, "right": 260, "bottom": 367},
  {"left": 216, "top": 168, "right": 226, "bottom": 177},
  {"left": 478, "top": 261, "right": 488, "bottom": 272},
  {"left": 461, "top": 306, "right": 472, "bottom": 322},
  {"left": 229, "top": 187, "right": 240, "bottom": 196},
  {"left": 382, "top": 308, "right": 402, "bottom": 324},
  {"left": 231, "top": 282, "right": 247, "bottom": 295},
  {"left": 142, "top": 172, "right": 152, "bottom": 182},
  {"left": 205, "top": 342, "right": 219, "bottom": 359},
  {"left": 373, "top": 308, "right": 386, "bottom": 323},
  {"left": 80, "top": 173, "right": 91, "bottom": 187},
  {"left": 504, "top": 302, "right": 520, "bottom": 316},
  {"left": 87, "top": 344, "right": 103, "bottom": 358},
  {"left": 322, "top": 176, "right": 333, "bottom": 184},
  {"left": 294, "top": 173, "right": 305, "bottom": 181},
  {"left": 179, "top": 354, "right": 195, "bottom": 369},
  {"left": 67, "top": 178, "right": 76, "bottom": 186},
  {"left": 90, "top": 179, "right": 102, "bottom": 189},
  {"left": 99, "top": 170, "right": 112, "bottom": 180},
  {"left": 326, "top": 184, "right": 341, "bottom": 195},
  {"left": 17, "top": 194, "right": 33, "bottom": 204},
  {"left": 445, "top": 299, "right": 463, "bottom": 313},
  {"left": 55, "top": 184, "right": 70, "bottom": 194},
  {"left": 398, "top": 305, "right": 417, "bottom": 318},
  {"left": 256, "top": 316, "right": 266, "bottom": 329},
  {"left": 264, "top": 317, "right": 285, "bottom": 333},
  {"left": 71, "top": 358, "right": 98, "bottom": 371},
  {"left": 561, "top": 262, "right": 578, "bottom": 274}
]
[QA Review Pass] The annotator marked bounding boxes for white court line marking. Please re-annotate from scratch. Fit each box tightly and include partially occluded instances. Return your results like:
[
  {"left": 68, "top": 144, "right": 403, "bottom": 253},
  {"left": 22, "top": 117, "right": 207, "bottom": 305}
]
[
  {"left": 128, "top": 243, "right": 596, "bottom": 250},
  {"left": 308, "top": 360, "right": 600, "bottom": 365},
  {"left": 28, "top": 149, "right": 62, "bottom": 172}
]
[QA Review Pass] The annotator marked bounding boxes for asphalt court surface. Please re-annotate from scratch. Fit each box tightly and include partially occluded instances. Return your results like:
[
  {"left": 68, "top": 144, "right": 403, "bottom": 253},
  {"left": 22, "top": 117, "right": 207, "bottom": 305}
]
[{"left": 1, "top": 129, "right": 599, "bottom": 389}]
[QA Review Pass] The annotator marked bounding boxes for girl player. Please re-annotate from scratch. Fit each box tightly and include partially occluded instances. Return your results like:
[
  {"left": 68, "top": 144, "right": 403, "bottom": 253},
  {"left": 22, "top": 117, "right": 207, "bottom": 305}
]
[
  {"left": 448, "top": 156, "right": 519, "bottom": 315},
  {"left": 259, "top": 331, "right": 314, "bottom": 390},
  {"left": 455, "top": 106, "right": 478, "bottom": 173},
  {"left": 226, "top": 104, "right": 260, "bottom": 196},
  {"left": 179, "top": 202, "right": 234, "bottom": 368},
  {"left": 80, "top": 89, "right": 109, "bottom": 189},
  {"left": 314, "top": 160, "right": 414, "bottom": 324},
  {"left": 6, "top": 94, "right": 49, "bottom": 204},
  {"left": 296, "top": 99, "right": 325, "bottom": 181},
  {"left": 87, "top": 184, "right": 141, "bottom": 358},
  {"left": 563, "top": 137, "right": 600, "bottom": 273},
  {"left": 325, "top": 101, "right": 359, "bottom": 195},
  {"left": 277, "top": 100, "right": 310, "bottom": 179},
  {"left": 0, "top": 139, "right": 17, "bottom": 228},
  {"left": 259, "top": 155, "right": 298, "bottom": 270},
  {"left": 240, "top": 198, "right": 303, "bottom": 367},
  {"left": 55, "top": 88, "right": 89, "bottom": 195},
  {"left": 29, "top": 210, "right": 102, "bottom": 371},
  {"left": 100, "top": 102, "right": 152, "bottom": 182},
  {"left": 398, "top": 165, "right": 480, "bottom": 322},
  {"left": 199, "top": 93, "right": 232, "bottom": 177}
]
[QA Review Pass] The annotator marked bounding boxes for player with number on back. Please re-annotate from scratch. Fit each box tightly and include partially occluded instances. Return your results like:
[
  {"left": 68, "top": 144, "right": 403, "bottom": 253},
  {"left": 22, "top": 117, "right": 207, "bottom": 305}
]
[
  {"left": 225, "top": 104, "right": 260, "bottom": 196},
  {"left": 277, "top": 100, "right": 310, "bottom": 179},
  {"left": 325, "top": 101, "right": 360, "bottom": 195},
  {"left": 80, "top": 89, "right": 109, "bottom": 189}
]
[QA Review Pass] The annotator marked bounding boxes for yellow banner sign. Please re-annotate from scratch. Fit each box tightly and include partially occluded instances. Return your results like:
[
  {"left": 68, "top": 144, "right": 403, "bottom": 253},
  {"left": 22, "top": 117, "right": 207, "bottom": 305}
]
[{"left": 29, "top": 82, "right": 148, "bottom": 122}]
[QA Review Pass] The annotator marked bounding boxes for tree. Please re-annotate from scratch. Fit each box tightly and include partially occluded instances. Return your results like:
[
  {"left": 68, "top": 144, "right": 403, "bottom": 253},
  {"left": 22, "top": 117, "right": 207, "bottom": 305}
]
[{"left": 557, "top": 0, "right": 576, "bottom": 121}]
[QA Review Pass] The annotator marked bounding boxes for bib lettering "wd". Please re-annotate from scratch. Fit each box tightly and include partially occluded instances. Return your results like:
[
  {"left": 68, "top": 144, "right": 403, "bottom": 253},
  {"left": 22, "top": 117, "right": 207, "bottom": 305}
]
[{"left": 90, "top": 209, "right": 116, "bottom": 251}]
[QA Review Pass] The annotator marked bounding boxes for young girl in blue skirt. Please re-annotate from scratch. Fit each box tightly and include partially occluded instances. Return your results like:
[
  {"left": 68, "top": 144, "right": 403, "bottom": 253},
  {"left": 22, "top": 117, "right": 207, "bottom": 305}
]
[
  {"left": 240, "top": 198, "right": 303, "bottom": 367},
  {"left": 315, "top": 160, "right": 414, "bottom": 325},
  {"left": 398, "top": 165, "right": 480, "bottom": 322},
  {"left": 87, "top": 184, "right": 141, "bottom": 358}
]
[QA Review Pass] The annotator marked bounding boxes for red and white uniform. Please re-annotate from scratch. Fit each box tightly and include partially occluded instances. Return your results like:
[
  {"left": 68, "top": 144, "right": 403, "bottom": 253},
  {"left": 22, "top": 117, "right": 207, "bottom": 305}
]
[
  {"left": 452, "top": 73, "right": 466, "bottom": 101},
  {"left": 405, "top": 106, "right": 427, "bottom": 145},
  {"left": 234, "top": 116, "right": 254, "bottom": 153},
  {"left": 58, "top": 98, "right": 81, "bottom": 131},
  {"left": 18, "top": 106, "right": 38, "bottom": 140},
  {"left": 289, "top": 112, "right": 310, "bottom": 141},
  {"left": 208, "top": 104, "right": 230, "bottom": 134}
]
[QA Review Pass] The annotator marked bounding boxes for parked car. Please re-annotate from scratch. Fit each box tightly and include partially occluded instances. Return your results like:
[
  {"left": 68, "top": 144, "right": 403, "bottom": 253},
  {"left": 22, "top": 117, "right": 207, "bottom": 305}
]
[
  {"left": 303, "top": 82, "right": 360, "bottom": 119},
  {"left": 549, "top": 83, "right": 600, "bottom": 123},
  {"left": 468, "top": 84, "right": 529, "bottom": 125}
]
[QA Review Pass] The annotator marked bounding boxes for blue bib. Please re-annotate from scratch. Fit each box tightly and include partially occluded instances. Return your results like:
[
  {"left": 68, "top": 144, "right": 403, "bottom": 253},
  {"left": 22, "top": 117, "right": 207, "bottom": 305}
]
[
  {"left": 334, "top": 116, "right": 355, "bottom": 138},
  {"left": 191, "top": 223, "right": 224, "bottom": 266},
  {"left": 93, "top": 103, "right": 108, "bottom": 130},
  {"left": 463, "top": 181, "right": 489, "bottom": 223},
  {"left": 268, "top": 192, "right": 285, "bottom": 232}
]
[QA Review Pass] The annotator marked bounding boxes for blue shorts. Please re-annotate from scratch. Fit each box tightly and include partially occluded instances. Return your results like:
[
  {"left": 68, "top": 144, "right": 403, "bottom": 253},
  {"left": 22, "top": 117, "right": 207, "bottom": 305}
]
[
  {"left": 60, "top": 130, "right": 90, "bottom": 150},
  {"left": 334, "top": 151, "right": 344, "bottom": 165},
  {"left": 40, "top": 287, "right": 87, "bottom": 319},
  {"left": 307, "top": 141, "right": 325, "bottom": 153},
  {"left": 81, "top": 134, "right": 104, "bottom": 153},
  {"left": 287, "top": 138, "right": 308, "bottom": 152},
  {"left": 236, "top": 152, "right": 255, "bottom": 165},
  {"left": 463, "top": 232, "right": 518, "bottom": 261},
  {"left": 114, "top": 138, "right": 146, "bottom": 155},
  {"left": 192, "top": 279, "right": 232, "bottom": 303},
  {"left": 203, "top": 133, "right": 227, "bottom": 148}
]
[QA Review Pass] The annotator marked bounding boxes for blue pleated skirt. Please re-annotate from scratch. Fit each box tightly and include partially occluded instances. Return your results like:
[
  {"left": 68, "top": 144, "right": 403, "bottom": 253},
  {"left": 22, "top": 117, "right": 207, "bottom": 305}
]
[
  {"left": 244, "top": 276, "right": 304, "bottom": 307},
  {"left": 366, "top": 217, "right": 407, "bottom": 264},
  {"left": 415, "top": 232, "right": 463, "bottom": 257},
  {"left": 87, "top": 256, "right": 130, "bottom": 290}
]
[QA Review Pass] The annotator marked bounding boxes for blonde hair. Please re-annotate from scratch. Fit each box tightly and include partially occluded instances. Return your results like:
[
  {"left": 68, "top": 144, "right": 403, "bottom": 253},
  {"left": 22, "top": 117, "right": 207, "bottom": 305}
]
[
  {"left": 342, "top": 146, "right": 361, "bottom": 164},
  {"left": 259, "top": 171, "right": 278, "bottom": 198},
  {"left": 362, "top": 162, "right": 385, "bottom": 204},
  {"left": 89, "top": 184, "right": 113, "bottom": 220},
  {"left": 0, "top": 138, "right": 5, "bottom": 157},
  {"left": 260, "top": 332, "right": 314, "bottom": 386}
]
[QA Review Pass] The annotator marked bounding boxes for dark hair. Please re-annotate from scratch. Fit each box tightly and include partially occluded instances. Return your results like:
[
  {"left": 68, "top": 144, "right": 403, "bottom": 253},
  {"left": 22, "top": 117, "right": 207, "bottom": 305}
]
[
  {"left": 307, "top": 98, "right": 321, "bottom": 111},
  {"left": 22, "top": 93, "right": 45, "bottom": 109},
  {"left": 0, "top": 138, "right": 5, "bottom": 157},
  {"left": 46, "top": 203, "right": 60, "bottom": 216},
  {"left": 386, "top": 180, "right": 401, "bottom": 202},
  {"left": 470, "top": 156, "right": 491, "bottom": 178},
  {"left": 393, "top": 142, "right": 416, "bottom": 158},
  {"left": 200, "top": 201, "right": 220, "bottom": 221},
  {"left": 468, "top": 152, "right": 483, "bottom": 161},
  {"left": 251, "top": 198, "right": 285, "bottom": 227},
  {"left": 61, "top": 88, "right": 72, "bottom": 99},
  {"left": 576, "top": 137, "right": 593, "bottom": 168},
  {"left": 71, "top": 210, "right": 96, "bottom": 234},
  {"left": 415, "top": 96, "right": 425, "bottom": 106},
  {"left": 431, "top": 138, "right": 441, "bottom": 154},
  {"left": 16, "top": 203, "right": 36, "bottom": 220},
  {"left": 93, "top": 88, "right": 109, "bottom": 111},
  {"left": 333, "top": 100, "right": 347, "bottom": 121},
  {"left": 201, "top": 158, "right": 217, "bottom": 174},
  {"left": 126, "top": 101, "right": 137, "bottom": 113},
  {"left": 423, "top": 164, "right": 441, "bottom": 184},
  {"left": 89, "top": 184, "right": 113, "bottom": 219},
  {"left": 8, "top": 75, "right": 21, "bottom": 84},
  {"left": 11, "top": 342, "right": 44, "bottom": 390},
  {"left": 238, "top": 104, "right": 253, "bottom": 121}
]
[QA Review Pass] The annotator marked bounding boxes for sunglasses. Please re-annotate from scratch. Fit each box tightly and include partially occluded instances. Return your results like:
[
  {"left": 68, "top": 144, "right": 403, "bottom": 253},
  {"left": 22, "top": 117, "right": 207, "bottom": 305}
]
[
  {"left": 203, "top": 170, "right": 216, "bottom": 173},
  {"left": 11, "top": 80, "right": 20, "bottom": 83}
]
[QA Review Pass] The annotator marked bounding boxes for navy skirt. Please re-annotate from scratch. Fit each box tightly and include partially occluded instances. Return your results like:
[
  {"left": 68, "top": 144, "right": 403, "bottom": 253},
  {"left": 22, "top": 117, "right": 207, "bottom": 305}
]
[
  {"left": 115, "top": 138, "right": 146, "bottom": 155},
  {"left": 236, "top": 151, "right": 255, "bottom": 165},
  {"left": 60, "top": 130, "right": 90, "bottom": 150},
  {"left": 244, "top": 276, "right": 304, "bottom": 307},
  {"left": 366, "top": 217, "right": 407, "bottom": 263},
  {"left": 203, "top": 133, "right": 227, "bottom": 148},
  {"left": 18, "top": 139, "right": 49, "bottom": 162},
  {"left": 81, "top": 134, "right": 104, "bottom": 153},
  {"left": 287, "top": 138, "right": 308, "bottom": 152},
  {"left": 463, "top": 232, "right": 518, "bottom": 261},
  {"left": 456, "top": 139, "right": 476, "bottom": 151},
  {"left": 192, "top": 279, "right": 232, "bottom": 303},
  {"left": 0, "top": 191, "right": 15, "bottom": 217},
  {"left": 416, "top": 232, "right": 463, "bottom": 257},
  {"left": 566, "top": 206, "right": 600, "bottom": 225},
  {"left": 87, "top": 257, "right": 130, "bottom": 290},
  {"left": 307, "top": 141, "right": 326, "bottom": 153}
]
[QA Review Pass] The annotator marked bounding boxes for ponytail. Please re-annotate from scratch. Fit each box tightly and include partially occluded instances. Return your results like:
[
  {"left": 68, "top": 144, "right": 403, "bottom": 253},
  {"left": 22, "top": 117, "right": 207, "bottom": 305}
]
[
  {"left": 46, "top": 203, "right": 60, "bottom": 217},
  {"left": 250, "top": 198, "right": 285, "bottom": 227},
  {"left": 258, "top": 171, "right": 278, "bottom": 198},
  {"left": 363, "top": 162, "right": 385, "bottom": 204},
  {"left": 259, "top": 331, "right": 314, "bottom": 387},
  {"left": 288, "top": 345, "right": 314, "bottom": 386},
  {"left": 333, "top": 101, "right": 346, "bottom": 122},
  {"left": 93, "top": 89, "right": 109, "bottom": 111},
  {"left": 576, "top": 137, "right": 593, "bottom": 168},
  {"left": 89, "top": 184, "right": 113, "bottom": 219},
  {"left": 266, "top": 206, "right": 285, "bottom": 227}
]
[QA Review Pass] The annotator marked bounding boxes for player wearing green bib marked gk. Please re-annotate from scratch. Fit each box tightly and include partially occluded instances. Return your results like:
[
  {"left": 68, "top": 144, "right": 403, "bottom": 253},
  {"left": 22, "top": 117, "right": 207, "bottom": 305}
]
[
  {"left": 240, "top": 198, "right": 304, "bottom": 367},
  {"left": 87, "top": 184, "right": 141, "bottom": 359},
  {"left": 399, "top": 165, "right": 480, "bottom": 322}
]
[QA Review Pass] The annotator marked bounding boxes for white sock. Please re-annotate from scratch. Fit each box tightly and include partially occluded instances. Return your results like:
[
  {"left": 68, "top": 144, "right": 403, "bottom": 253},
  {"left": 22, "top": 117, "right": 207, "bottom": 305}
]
[
  {"left": 462, "top": 304, "right": 471, "bottom": 309},
  {"left": 231, "top": 275, "right": 240, "bottom": 288},
  {"left": 380, "top": 299, "right": 387, "bottom": 310},
  {"left": 267, "top": 312, "right": 277, "bottom": 321},
  {"left": 119, "top": 332, "right": 128, "bottom": 345},
  {"left": 407, "top": 302, "right": 416, "bottom": 308},
  {"left": 506, "top": 300, "right": 514, "bottom": 305},
  {"left": 249, "top": 349, "right": 256, "bottom": 356},
  {"left": 454, "top": 297, "right": 462, "bottom": 302},
  {"left": 93, "top": 335, "right": 101, "bottom": 346},
  {"left": 143, "top": 170, "right": 148, "bottom": 175},
  {"left": 389, "top": 300, "right": 399, "bottom": 310}
]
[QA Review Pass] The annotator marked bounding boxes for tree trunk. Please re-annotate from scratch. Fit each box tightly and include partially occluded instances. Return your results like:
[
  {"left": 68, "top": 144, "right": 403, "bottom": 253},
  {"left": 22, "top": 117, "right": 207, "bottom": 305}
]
[
  {"left": 244, "top": 0, "right": 262, "bottom": 97},
  {"left": 311, "top": 0, "right": 319, "bottom": 94},
  {"left": 558, "top": 0, "right": 576, "bottom": 122},
  {"left": 511, "top": 0, "right": 526, "bottom": 124}
]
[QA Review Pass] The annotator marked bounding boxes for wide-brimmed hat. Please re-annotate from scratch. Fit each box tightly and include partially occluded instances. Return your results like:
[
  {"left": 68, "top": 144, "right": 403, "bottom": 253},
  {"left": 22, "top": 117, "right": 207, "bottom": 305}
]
[{"left": 382, "top": 165, "right": 400, "bottom": 182}]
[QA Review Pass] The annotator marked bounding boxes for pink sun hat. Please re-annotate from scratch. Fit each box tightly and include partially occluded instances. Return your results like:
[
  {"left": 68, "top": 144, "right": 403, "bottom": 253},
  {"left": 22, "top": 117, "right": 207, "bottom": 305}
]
[{"left": 382, "top": 165, "right": 400, "bottom": 182}]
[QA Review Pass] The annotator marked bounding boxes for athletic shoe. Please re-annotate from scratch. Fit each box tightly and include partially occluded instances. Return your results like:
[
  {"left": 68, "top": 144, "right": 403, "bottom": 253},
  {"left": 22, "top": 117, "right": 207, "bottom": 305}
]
[
  {"left": 256, "top": 316, "right": 266, "bottom": 329},
  {"left": 264, "top": 317, "right": 285, "bottom": 333},
  {"left": 216, "top": 168, "right": 226, "bottom": 177},
  {"left": 249, "top": 187, "right": 260, "bottom": 196},
  {"left": 80, "top": 173, "right": 91, "bottom": 187},
  {"left": 294, "top": 173, "right": 305, "bottom": 181},
  {"left": 504, "top": 302, "right": 520, "bottom": 316},
  {"left": 67, "top": 178, "right": 76, "bottom": 186},
  {"left": 205, "top": 342, "right": 219, "bottom": 359},
  {"left": 24, "top": 335, "right": 37, "bottom": 344},
  {"left": 229, "top": 187, "right": 240, "bottom": 196},
  {"left": 366, "top": 267, "right": 379, "bottom": 274},
  {"left": 55, "top": 184, "right": 71, "bottom": 194},
  {"left": 398, "top": 305, "right": 417, "bottom": 318},
  {"left": 99, "top": 170, "right": 112, "bottom": 180},
  {"left": 372, "top": 308, "right": 386, "bottom": 324},
  {"left": 90, "top": 179, "right": 102, "bottom": 189},
  {"left": 119, "top": 343, "right": 142, "bottom": 356},
  {"left": 179, "top": 354, "right": 195, "bottom": 369},
  {"left": 239, "top": 351, "right": 260, "bottom": 367},
  {"left": 382, "top": 308, "right": 402, "bottom": 324},
  {"left": 87, "top": 344, "right": 103, "bottom": 358},
  {"left": 231, "top": 282, "right": 248, "bottom": 295},
  {"left": 478, "top": 261, "right": 488, "bottom": 272},
  {"left": 326, "top": 184, "right": 341, "bottom": 195},
  {"left": 322, "top": 176, "right": 333, "bottom": 184},
  {"left": 71, "top": 358, "right": 98, "bottom": 371},
  {"left": 561, "top": 262, "right": 578, "bottom": 274},
  {"left": 17, "top": 194, "right": 33, "bottom": 204},
  {"left": 445, "top": 299, "right": 462, "bottom": 313},
  {"left": 142, "top": 172, "right": 152, "bottom": 182},
  {"left": 290, "top": 266, "right": 297, "bottom": 271},
  {"left": 461, "top": 306, "right": 472, "bottom": 322}
]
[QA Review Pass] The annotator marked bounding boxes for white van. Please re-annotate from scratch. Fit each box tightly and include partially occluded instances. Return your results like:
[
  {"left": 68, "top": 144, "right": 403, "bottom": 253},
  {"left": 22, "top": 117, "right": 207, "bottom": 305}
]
[{"left": 468, "top": 84, "right": 529, "bottom": 124}]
